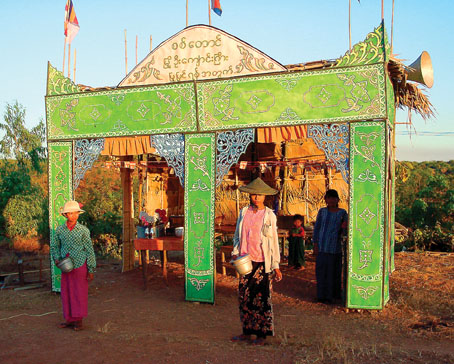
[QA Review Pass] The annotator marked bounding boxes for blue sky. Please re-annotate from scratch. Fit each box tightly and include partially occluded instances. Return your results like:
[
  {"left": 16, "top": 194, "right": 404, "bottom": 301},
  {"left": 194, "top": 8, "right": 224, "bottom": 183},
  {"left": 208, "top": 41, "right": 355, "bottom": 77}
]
[{"left": 0, "top": 0, "right": 452, "bottom": 161}]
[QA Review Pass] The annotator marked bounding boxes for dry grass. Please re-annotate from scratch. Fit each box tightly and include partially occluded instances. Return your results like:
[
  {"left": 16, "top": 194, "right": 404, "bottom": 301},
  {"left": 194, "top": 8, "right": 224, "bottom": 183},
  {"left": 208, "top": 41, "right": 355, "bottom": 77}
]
[
  {"left": 0, "top": 290, "right": 58, "bottom": 311},
  {"left": 388, "top": 56, "right": 435, "bottom": 123}
]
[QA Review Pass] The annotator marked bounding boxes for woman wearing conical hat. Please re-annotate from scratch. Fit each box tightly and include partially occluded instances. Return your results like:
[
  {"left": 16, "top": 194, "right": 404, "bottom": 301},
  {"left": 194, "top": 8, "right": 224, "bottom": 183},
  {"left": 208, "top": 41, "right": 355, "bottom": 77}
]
[
  {"left": 50, "top": 200, "right": 96, "bottom": 331},
  {"left": 231, "top": 178, "right": 282, "bottom": 346}
]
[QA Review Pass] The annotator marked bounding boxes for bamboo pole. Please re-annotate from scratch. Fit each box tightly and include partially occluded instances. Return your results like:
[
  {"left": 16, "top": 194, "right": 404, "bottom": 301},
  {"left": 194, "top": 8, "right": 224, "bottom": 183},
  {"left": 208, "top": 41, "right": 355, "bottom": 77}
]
[
  {"left": 208, "top": 0, "right": 211, "bottom": 26},
  {"left": 304, "top": 168, "right": 309, "bottom": 220},
  {"left": 186, "top": 0, "right": 189, "bottom": 27},
  {"left": 124, "top": 29, "right": 128, "bottom": 76},
  {"left": 348, "top": 0, "right": 352, "bottom": 51},
  {"left": 391, "top": 0, "right": 395, "bottom": 53},
  {"left": 282, "top": 143, "right": 289, "bottom": 214},
  {"left": 135, "top": 35, "right": 138, "bottom": 65},
  {"left": 73, "top": 48, "right": 76, "bottom": 83},
  {"left": 67, "top": 43, "right": 71, "bottom": 78},
  {"left": 235, "top": 168, "right": 240, "bottom": 218},
  {"left": 62, "top": 39, "right": 66, "bottom": 75}
]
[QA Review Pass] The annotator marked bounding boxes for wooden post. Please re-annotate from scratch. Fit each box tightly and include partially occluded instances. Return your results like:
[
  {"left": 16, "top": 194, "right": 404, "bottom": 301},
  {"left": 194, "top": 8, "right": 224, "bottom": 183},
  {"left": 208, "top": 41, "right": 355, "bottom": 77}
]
[
  {"left": 282, "top": 142, "right": 289, "bottom": 214},
  {"left": 304, "top": 168, "right": 309, "bottom": 220},
  {"left": 208, "top": 0, "right": 211, "bottom": 26},
  {"left": 62, "top": 39, "right": 66, "bottom": 75},
  {"left": 73, "top": 48, "right": 76, "bottom": 83},
  {"left": 121, "top": 156, "right": 135, "bottom": 272},
  {"left": 391, "top": 0, "right": 395, "bottom": 53},
  {"left": 235, "top": 167, "right": 240, "bottom": 218},
  {"left": 349, "top": 0, "right": 352, "bottom": 51},
  {"left": 67, "top": 43, "right": 71, "bottom": 78}
]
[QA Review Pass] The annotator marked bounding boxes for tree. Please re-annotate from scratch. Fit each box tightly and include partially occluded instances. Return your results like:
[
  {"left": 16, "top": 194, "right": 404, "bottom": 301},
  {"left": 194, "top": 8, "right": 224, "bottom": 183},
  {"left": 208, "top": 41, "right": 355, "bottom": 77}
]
[
  {"left": 0, "top": 101, "right": 46, "bottom": 170},
  {"left": 0, "top": 101, "right": 47, "bottom": 233}
]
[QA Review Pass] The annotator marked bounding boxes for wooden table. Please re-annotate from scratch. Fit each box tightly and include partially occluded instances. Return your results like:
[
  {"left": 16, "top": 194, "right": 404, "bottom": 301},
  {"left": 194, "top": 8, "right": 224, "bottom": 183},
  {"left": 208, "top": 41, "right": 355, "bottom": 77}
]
[{"left": 134, "top": 236, "right": 184, "bottom": 289}]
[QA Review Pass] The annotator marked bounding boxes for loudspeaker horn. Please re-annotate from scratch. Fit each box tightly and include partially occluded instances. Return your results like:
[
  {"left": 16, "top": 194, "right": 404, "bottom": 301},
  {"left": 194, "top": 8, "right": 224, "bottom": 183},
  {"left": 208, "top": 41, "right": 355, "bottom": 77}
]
[{"left": 406, "top": 51, "right": 434, "bottom": 88}]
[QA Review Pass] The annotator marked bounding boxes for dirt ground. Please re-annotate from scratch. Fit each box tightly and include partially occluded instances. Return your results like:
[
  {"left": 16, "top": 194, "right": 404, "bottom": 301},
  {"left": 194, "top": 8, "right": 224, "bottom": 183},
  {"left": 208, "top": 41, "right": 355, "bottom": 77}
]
[{"left": 1, "top": 250, "right": 454, "bottom": 364}]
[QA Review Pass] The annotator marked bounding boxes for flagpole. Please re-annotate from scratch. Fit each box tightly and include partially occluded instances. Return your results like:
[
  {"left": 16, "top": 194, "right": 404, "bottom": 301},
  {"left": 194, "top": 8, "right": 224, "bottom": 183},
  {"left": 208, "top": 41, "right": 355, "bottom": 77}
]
[
  {"left": 68, "top": 43, "right": 71, "bottom": 78},
  {"left": 135, "top": 35, "right": 138, "bottom": 65},
  {"left": 150, "top": 35, "right": 152, "bottom": 52},
  {"left": 73, "top": 48, "right": 77, "bottom": 83},
  {"left": 208, "top": 0, "right": 211, "bottom": 26},
  {"left": 186, "top": 0, "right": 188, "bottom": 27},
  {"left": 63, "top": 38, "right": 66, "bottom": 75}
]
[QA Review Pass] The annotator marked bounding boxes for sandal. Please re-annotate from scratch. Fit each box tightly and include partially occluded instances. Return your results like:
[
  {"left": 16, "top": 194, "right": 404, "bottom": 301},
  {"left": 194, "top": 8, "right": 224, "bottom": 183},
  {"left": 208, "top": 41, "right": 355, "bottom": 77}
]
[
  {"left": 231, "top": 334, "right": 250, "bottom": 342},
  {"left": 58, "top": 322, "right": 74, "bottom": 329},
  {"left": 73, "top": 321, "right": 84, "bottom": 331},
  {"left": 251, "top": 338, "right": 266, "bottom": 346}
]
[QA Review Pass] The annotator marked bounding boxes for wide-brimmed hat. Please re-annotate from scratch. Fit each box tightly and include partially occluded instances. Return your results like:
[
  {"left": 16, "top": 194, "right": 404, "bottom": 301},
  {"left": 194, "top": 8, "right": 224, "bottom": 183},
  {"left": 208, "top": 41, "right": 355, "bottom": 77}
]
[
  {"left": 239, "top": 178, "right": 278, "bottom": 196},
  {"left": 60, "top": 200, "right": 85, "bottom": 216}
]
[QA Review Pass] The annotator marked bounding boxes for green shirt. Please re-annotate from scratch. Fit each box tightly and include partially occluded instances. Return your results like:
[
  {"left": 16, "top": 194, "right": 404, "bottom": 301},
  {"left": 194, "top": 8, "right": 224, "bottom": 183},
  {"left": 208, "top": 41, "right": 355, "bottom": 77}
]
[{"left": 51, "top": 222, "right": 96, "bottom": 273}]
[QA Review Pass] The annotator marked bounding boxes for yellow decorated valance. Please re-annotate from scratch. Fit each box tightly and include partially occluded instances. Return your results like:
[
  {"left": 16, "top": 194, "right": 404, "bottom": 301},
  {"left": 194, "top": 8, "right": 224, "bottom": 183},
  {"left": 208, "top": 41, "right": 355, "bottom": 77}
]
[{"left": 101, "top": 136, "right": 156, "bottom": 156}]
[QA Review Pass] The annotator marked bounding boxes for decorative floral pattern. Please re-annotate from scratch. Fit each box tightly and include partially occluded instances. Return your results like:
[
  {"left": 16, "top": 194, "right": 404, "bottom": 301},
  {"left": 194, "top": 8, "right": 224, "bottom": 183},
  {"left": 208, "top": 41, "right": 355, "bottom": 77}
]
[
  {"left": 238, "top": 263, "right": 274, "bottom": 337},
  {"left": 73, "top": 139, "right": 105, "bottom": 190},
  {"left": 216, "top": 129, "right": 254, "bottom": 187},
  {"left": 308, "top": 124, "right": 349, "bottom": 182}
]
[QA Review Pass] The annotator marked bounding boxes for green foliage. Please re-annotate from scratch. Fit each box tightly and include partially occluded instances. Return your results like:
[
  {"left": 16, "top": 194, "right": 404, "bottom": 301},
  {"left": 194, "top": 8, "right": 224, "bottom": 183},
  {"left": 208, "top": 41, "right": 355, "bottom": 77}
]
[
  {"left": 93, "top": 233, "right": 122, "bottom": 259},
  {"left": 0, "top": 101, "right": 46, "bottom": 167},
  {"left": 396, "top": 160, "right": 454, "bottom": 251},
  {"left": 0, "top": 102, "right": 47, "bottom": 233},
  {"left": 3, "top": 189, "right": 48, "bottom": 240},
  {"left": 397, "top": 223, "right": 454, "bottom": 252},
  {"left": 76, "top": 158, "right": 123, "bottom": 246}
]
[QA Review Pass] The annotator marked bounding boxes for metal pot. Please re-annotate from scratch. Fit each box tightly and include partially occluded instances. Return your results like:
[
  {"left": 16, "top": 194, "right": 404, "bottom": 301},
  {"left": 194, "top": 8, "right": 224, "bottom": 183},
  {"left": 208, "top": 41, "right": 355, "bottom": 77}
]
[
  {"left": 57, "top": 256, "right": 74, "bottom": 273},
  {"left": 175, "top": 227, "right": 184, "bottom": 237},
  {"left": 231, "top": 254, "right": 253, "bottom": 276}
]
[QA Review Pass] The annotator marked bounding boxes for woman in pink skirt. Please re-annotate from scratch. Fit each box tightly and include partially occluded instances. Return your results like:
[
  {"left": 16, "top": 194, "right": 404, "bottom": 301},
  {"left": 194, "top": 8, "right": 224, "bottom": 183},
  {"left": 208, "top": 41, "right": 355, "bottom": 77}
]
[{"left": 51, "top": 200, "right": 96, "bottom": 331}]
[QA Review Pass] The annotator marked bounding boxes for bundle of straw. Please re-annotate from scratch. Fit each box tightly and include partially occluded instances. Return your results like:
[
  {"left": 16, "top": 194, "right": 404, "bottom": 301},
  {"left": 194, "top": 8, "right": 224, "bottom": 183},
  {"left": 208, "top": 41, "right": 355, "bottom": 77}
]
[{"left": 388, "top": 56, "right": 435, "bottom": 122}]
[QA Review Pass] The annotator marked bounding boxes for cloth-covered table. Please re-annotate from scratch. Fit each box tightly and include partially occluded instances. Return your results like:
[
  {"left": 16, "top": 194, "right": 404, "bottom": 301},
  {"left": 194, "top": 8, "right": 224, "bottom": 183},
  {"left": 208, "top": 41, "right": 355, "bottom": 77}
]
[{"left": 134, "top": 237, "right": 184, "bottom": 289}]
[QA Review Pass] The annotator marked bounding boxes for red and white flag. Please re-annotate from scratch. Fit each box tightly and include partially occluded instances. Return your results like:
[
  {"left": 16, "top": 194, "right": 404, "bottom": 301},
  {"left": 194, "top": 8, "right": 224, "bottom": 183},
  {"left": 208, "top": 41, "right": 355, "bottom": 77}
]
[{"left": 64, "top": 0, "right": 80, "bottom": 44}]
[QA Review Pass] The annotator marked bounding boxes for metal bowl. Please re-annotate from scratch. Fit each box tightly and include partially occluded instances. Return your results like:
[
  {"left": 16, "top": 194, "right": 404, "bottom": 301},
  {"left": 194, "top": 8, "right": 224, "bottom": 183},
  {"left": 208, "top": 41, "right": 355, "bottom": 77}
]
[
  {"left": 57, "top": 256, "right": 74, "bottom": 273},
  {"left": 175, "top": 227, "right": 184, "bottom": 237},
  {"left": 231, "top": 254, "right": 253, "bottom": 276}
]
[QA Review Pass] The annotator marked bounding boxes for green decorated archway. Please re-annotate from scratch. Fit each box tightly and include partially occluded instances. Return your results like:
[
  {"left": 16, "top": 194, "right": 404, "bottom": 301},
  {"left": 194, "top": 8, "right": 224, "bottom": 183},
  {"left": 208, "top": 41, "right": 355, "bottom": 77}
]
[{"left": 47, "top": 23, "right": 395, "bottom": 309}]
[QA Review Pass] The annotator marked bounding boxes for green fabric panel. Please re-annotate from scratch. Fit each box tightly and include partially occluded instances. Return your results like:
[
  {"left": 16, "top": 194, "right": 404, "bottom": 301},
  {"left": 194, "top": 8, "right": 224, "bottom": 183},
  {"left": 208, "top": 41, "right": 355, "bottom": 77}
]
[
  {"left": 46, "top": 81, "right": 197, "bottom": 140},
  {"left": 197, "top": 64, "right": 386, "bottom": 131},
  {"left": 47, "top": 63, "right": 81, "bottom": 96},
  {"left": 48, "top": 142, "right": 73, "bottom": 292},
  {"left": 348, "top": 122, "right": 385, "bottom": 309},
  {"left": 184, "top": 134, "right": 216, "bottom": 303},
  {"left": 386, "top": 71, "right": 396, "bottom": 126},
  {"left": 333, "top": 23, "right": 389, "bottom": 67}
]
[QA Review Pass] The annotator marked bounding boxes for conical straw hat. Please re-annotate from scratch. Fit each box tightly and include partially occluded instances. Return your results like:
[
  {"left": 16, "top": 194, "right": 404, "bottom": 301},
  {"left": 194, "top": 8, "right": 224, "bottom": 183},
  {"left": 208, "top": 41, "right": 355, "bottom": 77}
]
[{"left": 239, "top": 178, "right": 278, "bottom": 195}]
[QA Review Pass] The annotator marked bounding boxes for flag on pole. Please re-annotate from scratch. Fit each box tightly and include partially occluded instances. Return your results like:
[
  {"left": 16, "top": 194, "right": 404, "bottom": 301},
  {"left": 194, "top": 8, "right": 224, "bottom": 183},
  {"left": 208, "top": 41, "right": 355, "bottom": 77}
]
[
  {"left": 64, "top": 0, "right": 80, "bottom": 44},
  {"left": 211, "top": 0, "right": 222, "bottom": 16}
]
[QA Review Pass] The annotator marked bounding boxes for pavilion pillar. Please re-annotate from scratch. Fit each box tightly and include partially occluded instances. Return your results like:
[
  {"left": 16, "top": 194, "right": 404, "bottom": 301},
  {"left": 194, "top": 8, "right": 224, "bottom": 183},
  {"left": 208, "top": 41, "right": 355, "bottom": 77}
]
[
  {"left": 347, "top": 121, "right": 386, "bottom": 309},
  {"left": 184, "top": 133, "right": 216, "bottom": 303},
  {"left": 48, "top": 141, "right": 74, "bottom": 292},
  {"left": 121, "top": 156, "right": 135, "bottom": 272}
]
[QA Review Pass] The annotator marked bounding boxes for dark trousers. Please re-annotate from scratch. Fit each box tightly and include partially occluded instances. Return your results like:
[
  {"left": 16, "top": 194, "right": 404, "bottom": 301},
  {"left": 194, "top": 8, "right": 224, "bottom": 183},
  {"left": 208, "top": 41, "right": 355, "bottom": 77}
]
[{"left": 316, "top": 252, "right": 342, "bottom": 302}]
